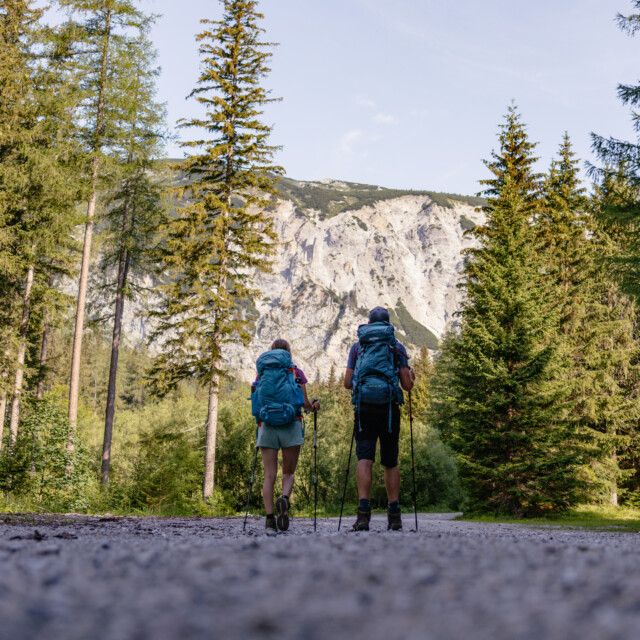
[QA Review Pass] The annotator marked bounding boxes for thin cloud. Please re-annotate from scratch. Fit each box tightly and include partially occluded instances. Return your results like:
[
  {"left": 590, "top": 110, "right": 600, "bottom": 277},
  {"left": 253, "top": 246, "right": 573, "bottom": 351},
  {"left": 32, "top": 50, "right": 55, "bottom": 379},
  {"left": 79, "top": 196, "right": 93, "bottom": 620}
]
[
  {"left": 355, "top": 95, "right": 376, "bottom": 109},
  {"left": 338, "top": 129, "right": 365, "bottom": 154},
  {"left": 372, "top": 112, "right": 398, "bottom": 125}
]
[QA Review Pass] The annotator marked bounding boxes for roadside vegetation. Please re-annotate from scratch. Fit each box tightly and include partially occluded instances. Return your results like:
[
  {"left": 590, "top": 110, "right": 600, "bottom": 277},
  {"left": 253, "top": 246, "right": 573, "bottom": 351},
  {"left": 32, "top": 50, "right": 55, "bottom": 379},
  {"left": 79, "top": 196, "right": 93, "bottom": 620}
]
[
  {"left": 462, "top": 506, "right": 640, "bottom": 533},
  {"left": 3, "top": 0, "right": 640, "bottom": 528}
]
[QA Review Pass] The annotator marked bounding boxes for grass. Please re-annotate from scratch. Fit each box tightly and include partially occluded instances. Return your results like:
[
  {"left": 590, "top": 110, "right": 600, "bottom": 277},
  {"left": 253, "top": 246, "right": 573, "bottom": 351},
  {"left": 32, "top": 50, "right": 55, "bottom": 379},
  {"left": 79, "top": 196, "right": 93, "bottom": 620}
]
[{"left": 461, "top": 505, "right": 640, "bottom": 532}]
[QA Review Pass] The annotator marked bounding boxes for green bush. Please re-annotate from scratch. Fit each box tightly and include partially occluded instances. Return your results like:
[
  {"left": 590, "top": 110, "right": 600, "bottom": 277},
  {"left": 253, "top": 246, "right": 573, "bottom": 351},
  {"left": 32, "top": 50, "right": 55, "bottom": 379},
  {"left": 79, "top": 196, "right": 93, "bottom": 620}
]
[
  {"left": 0, "top": 397, "right": 98, "bottom": 512},
  {"left": 0, "top": 371, "right": 465, "bottom": 516}
]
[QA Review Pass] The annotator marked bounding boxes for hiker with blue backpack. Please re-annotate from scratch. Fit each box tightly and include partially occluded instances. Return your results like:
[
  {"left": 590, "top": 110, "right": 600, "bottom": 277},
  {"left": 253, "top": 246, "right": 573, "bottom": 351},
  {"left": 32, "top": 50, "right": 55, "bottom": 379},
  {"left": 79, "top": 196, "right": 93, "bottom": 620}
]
[
  {"left": 343, "top": 307, "right": 415, "bottom": 531},
  {"left": 251, "top": 339, "right": 320, "bottom": 532}
]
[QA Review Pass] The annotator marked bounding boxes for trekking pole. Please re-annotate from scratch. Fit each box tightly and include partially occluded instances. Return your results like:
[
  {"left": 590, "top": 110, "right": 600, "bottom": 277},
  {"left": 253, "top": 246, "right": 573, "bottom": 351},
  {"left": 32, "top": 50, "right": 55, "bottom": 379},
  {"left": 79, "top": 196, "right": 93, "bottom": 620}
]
[
  {"left": 242, "top": 429, "right": 260, "bottom": 533},
  {"left": 313, "top": 407, "right": 318, "bottom": 532},
  {"left": 408, "top": 390, "right": 418, "bottom": 532},
  {"left": 338, "top": 425, "right": 356, "bottom": 532}
]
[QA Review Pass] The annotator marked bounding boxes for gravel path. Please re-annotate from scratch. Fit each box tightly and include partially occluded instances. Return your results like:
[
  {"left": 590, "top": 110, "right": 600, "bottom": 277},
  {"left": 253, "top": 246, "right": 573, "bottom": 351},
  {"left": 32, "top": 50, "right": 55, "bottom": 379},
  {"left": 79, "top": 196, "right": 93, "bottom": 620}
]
[{"left": 1, "top": 512, "right": 640, "bottom": 640}]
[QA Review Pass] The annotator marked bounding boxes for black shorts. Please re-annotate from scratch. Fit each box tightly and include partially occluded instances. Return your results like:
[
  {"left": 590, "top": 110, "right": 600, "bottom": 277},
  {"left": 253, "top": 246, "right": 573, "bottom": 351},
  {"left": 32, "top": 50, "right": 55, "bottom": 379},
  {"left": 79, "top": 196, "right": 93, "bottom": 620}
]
[{"left": 355, "top": 403, "right": 401, "bottom": 468}]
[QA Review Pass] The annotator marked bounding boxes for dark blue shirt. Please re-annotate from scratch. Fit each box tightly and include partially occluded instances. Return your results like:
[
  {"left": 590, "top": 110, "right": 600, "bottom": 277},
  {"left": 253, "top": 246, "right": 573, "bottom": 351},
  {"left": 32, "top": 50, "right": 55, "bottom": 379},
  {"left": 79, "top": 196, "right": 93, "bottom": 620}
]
[{"left": 346, "top": 340, "right": 410, "bottom": 371}]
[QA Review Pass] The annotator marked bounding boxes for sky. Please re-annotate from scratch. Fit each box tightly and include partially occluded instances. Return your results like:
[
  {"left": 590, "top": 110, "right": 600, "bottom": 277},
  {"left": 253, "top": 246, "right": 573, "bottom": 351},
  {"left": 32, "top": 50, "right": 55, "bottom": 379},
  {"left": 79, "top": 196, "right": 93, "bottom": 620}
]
[{"left": 144, "top": 0, "right": 638, "bottom": 195}]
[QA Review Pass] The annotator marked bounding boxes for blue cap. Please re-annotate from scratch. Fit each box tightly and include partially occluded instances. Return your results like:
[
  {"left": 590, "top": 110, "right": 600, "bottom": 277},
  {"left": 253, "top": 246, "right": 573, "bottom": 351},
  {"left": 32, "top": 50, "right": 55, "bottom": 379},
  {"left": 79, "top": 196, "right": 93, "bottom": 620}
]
[{"left": 368, "top": 306, "right": 390, "bottom": 323}]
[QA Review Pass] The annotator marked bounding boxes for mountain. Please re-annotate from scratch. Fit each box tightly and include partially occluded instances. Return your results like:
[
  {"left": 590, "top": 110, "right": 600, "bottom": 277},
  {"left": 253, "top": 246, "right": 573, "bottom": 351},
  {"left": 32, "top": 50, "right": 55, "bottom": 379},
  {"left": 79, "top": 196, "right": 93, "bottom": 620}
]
[
  {"left": 113, "top": 175, "right": 484, "bottom": 381},
  {"left": 223, "top": 177, "right": 485, "bottom": 381}
]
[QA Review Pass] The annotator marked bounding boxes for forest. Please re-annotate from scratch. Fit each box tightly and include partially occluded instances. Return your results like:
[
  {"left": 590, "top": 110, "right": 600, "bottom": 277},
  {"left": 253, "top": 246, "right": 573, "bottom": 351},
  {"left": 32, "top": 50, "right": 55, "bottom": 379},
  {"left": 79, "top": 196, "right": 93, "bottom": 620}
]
[{"left": 2, "top": 0, "right": 640, "bottom": 520}]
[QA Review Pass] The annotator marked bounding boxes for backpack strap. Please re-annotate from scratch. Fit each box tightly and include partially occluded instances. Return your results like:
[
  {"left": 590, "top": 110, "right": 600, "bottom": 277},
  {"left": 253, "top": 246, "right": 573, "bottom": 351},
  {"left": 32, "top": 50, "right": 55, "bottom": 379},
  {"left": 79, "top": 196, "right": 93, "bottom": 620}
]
[{"left": 387, "top": 345, "right": 395, "bottom": 433}]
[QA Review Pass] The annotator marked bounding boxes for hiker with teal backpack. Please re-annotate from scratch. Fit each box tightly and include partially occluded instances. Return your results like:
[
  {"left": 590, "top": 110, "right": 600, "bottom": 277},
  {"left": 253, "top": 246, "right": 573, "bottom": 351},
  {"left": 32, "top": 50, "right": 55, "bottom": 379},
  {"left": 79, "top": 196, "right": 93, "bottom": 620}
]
[
  {"left": 343, "top": 307, "right": 415, "bottom": 531},
  {"left": 251, "top": 339, "right": 320, "bottom": 533}
]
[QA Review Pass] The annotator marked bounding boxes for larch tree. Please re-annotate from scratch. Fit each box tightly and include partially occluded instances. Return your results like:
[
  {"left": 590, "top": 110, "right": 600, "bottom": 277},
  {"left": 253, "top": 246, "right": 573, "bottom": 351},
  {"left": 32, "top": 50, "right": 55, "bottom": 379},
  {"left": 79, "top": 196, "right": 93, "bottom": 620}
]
[
  {"left": 96, "top": 26, "right": 166, "bottom": 485},
  {"left": 0, "top": 0, "right": 80, "bottom": 447},
  {"left": 57, "top": 0, "right": 151, "bottom": 452},
  {"left": 150, "top": 0, "right": 282, "bottom": 500},
  {"left": 0, "top": 0, "right": 38, "bottom": 447},
  {"left": 436, "top": 106, "right": 583, "bottom": 515}
]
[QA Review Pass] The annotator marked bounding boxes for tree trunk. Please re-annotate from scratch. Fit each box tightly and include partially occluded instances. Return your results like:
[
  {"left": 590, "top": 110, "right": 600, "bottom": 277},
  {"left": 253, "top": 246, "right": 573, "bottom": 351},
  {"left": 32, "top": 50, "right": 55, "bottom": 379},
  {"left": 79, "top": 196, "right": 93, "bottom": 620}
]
[
  {"left": 610, "top": 451, "right": 619, "bottom": 507},
  {"left": 67, "top": 159, "right": 99, "bottom": 453},
  {"left": 35, "top": 321, "right": 50, "bottom": 401},
  {"left": 203, "top": 373, "right": 220, "bottom": 500},
  {"left": 0, "top": 390, "right": 6, "bottom": 451},
  {"left": 9, "top": 265, "right": 35, "bottom": 447},
  {"left": 67, "top": 8, "right": 112, "bottom": 454},
  {"left": 101, "top": 245, "right": 131, "bottom": 485}
]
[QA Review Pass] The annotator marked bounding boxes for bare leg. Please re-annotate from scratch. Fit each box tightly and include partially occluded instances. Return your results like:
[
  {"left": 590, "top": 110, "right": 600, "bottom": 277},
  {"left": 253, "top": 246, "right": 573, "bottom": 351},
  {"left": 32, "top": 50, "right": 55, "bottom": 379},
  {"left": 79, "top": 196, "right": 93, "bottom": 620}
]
[
  {"left": 281, "top": 445, "right": 301, "bottom": 497},
  {"left": 384, "top": 466, "right": 400, "bottom": 503},
  {"left": 356, "top": 459, "right": 373, "bottom": 500},
  {"left": 261, "top": 448, "right": 278, "bottom": 514}
]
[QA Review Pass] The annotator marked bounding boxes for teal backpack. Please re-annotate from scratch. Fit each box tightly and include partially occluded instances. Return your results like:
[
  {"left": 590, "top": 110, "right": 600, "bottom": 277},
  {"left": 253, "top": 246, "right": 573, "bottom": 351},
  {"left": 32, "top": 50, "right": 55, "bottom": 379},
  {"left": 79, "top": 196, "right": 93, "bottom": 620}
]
[
  {"left": 352, "top": 322, "right": 403, "bottom": 432},
  {"left": 251, "top": 349, "right": 305, "bottom": 427}
]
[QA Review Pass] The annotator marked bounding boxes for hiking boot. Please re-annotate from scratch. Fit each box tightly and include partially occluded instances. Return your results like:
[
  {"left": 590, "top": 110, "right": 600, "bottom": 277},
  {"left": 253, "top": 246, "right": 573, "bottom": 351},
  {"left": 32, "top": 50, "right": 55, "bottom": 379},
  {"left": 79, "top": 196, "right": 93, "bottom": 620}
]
[
  {"left": 387, "top": 508, "right": 403, "bottom": 531},
  {"left": 275, "top": 495, "right": 290, "bottom": 531},
  {"left": 265, "top": 514, "right": 277, "bottom": 533},
  {"left": 352, "top": 509, "right": 371, "bottom": 532}
]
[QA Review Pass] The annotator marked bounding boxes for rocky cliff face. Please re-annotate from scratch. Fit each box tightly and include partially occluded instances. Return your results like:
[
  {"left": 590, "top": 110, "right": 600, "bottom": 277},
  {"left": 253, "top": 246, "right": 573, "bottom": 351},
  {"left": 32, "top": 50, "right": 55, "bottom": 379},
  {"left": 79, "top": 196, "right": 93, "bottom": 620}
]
[
  {"left": 112, "top": 177, "right": 483, "bottom": 381},
  {"left": 225, "top": 179, "right": 484, "bottom": 381}
]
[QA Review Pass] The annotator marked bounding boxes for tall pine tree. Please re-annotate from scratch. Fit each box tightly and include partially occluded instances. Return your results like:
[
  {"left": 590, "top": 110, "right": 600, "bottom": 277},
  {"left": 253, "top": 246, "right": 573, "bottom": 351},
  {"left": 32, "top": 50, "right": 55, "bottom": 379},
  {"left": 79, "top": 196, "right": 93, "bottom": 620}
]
[
  {"left": 150, "top": 0, "right": 282, "bottom": 500},
  {"left": 436, "top": 106, "right": 583, "bottom": 515}
]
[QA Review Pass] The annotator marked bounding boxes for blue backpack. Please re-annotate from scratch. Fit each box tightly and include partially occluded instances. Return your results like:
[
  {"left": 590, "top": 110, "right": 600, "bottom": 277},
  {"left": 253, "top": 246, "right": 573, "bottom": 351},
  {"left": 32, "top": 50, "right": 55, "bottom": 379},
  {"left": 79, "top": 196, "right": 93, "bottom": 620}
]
[
  {"left": 251, "top": 349, "right": 305, "bottom": 428},
  {"left": 352, "top": 322, "right": 403, "bottom": 432}
]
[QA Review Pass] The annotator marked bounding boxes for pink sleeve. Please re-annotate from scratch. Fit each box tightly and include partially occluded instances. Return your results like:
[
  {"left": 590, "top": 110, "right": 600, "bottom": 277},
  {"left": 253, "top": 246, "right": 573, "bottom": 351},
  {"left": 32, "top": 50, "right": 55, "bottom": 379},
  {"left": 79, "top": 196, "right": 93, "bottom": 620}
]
[{"left": 294, "top": 366, "right": 308, "bottom": 385}]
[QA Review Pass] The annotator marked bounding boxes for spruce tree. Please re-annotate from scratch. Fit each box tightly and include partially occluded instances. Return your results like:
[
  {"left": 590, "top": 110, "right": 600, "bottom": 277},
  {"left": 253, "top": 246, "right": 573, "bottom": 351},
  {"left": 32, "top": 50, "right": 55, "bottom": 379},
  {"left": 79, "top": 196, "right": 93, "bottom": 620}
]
[
  {"left": 591, "top": 165, "right": 640, "bottom": 503},
  {"left": 150, "top": 0, "right": 282, "bottom": 500},
  {"left": 409, "top": 346, "right": 433, "bottom": 421},
  {"left": 437, "top": 106, "right": 583, "bottom": 515},
  {"left": 96, "top": 27, "right": 166, "bottom": 485},
  {"left": 591, "top": 1, "right": 640, "bottom": 301},
  {"left": 57, "top": 0, "right": 152, "bottom": 451},
  {"left": 540, "top": 135, "right": 639, "bottom": 504}
]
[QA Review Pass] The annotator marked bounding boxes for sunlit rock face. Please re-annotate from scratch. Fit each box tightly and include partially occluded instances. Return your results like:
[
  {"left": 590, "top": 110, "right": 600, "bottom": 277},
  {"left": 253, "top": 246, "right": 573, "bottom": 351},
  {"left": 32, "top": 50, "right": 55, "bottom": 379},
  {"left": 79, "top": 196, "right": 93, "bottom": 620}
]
[
  {"left": 224, "top": 179, "right": 484, "bottom": 381},
  {"left": 111, "top": 177, "right": 484, "bottom": 381}
]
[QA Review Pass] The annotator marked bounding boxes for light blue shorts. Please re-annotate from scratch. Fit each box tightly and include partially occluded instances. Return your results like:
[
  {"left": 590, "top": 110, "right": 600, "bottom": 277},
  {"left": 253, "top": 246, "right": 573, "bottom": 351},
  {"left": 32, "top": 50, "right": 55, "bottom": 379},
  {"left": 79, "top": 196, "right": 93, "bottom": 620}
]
[{"left": 257, "top": 419, "right": 304, "bottom": 450}]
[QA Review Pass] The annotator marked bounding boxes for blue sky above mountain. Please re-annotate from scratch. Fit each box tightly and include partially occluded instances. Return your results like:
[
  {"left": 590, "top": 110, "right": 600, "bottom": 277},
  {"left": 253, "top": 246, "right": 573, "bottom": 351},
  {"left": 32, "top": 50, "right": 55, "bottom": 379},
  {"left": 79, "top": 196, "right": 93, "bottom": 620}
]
[{"left": 146, "top": 1, "right": 637, "bottom": 194}]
